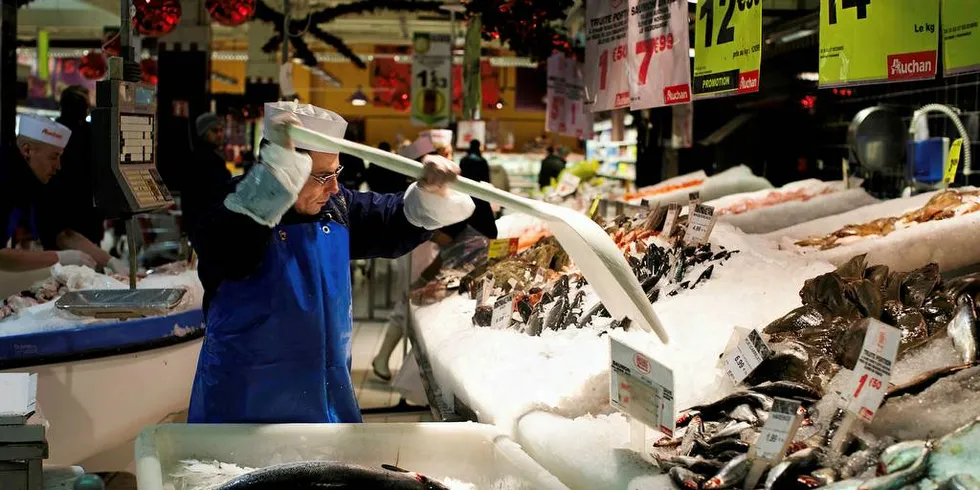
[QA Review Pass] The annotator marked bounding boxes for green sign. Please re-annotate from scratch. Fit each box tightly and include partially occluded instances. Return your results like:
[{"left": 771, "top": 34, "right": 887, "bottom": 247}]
[
  {"left": 411, "top": 33, "right": 452, "bottom": 127},
  {"left": 819, "top": 0, "right": 939, "bottom": 87},
  {"left": 692, "top": 0, "right": 763, "bottom": 99},
  {"left": 942, "top": 0, "right": 980, "bottom": 76}
]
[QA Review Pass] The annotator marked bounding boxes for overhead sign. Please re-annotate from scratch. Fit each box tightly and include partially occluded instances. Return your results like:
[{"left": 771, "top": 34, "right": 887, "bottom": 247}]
[
  {"left": 585, "top": 0, "right": 632, "bottom": 112},
  {"left": 819, "top": 0, "right": 939, "bottom": 87},
  {"left": 627, "top": 0, "right": 692, "bottom": 109},
  {"left": 942, "top": 0, "right": 980, "bottom": 77},
  {"left": 546, "top": 54, "right": 592, "bottom": 138},
  {"left": 411, "top": 33, "right": 452, "bottom": 127},
  {"left": 692, "top": 0, "right": 762, "bottom": 99}
]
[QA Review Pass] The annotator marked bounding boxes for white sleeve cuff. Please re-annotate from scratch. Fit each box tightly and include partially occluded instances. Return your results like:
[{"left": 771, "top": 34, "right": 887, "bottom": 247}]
[
  {"left": 224, "top": 145, "right": 312, "bottom": 227},
  {"left": 402, "top": 182, "right": 475, "bottom": 230}
]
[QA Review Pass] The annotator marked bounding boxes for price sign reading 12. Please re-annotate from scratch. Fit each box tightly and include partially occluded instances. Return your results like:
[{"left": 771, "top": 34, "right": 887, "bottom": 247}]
[{"left": 699, "top": 0, "right": 760, "bottom": 48}]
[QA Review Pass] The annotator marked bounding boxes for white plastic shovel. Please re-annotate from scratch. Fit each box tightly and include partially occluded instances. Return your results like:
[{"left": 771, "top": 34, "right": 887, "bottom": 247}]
[{"left": 291, "top": 126, "right": 670, "bottom": 344}]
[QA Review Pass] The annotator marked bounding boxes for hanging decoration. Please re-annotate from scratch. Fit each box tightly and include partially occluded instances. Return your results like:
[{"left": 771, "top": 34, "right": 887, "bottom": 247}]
[
  {"left": 466, "top": 0, "right": 575, "bottom": 62},
  {"left": 132, "top": 0, "right": 182, "bottom": 37},
  {"left": 141, "top": 58, "right": 159, "bottom": 85},
  {"left": 206, "top": 0, "right": 256, "bottom": 27},
  {"left": 79, "top": 52, "right": 107, "bottom": 80}
]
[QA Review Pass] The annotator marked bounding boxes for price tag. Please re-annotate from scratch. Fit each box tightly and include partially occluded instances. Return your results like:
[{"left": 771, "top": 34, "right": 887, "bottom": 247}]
[
  {"left": 479, "top": 277, "right": 493, "bottom": 306},
  {"left": 547, "top": 54, "right": 593, "bottom": 137},
  {"left": 585, "top": 0, "right": 631, "bottom": 112},
  {"left": 411, "top": 33, "right": 452, "bottom": 127},
  {"left": 722, "top": 329, "right": 772, "bottom": 384},
  {"left": 626, "top": 0, "right": 692, "bottom": 109},
  {"left": 588, "top": 197, "right": 602, "bottom": 218},
  {"left": 488, "top": 238, "right": 519, "bottom": 259},
  {"left": 557, "top": 173, "right": 583, "bottom": 197},
  {"left": 688, "top": 191, "right": 701, "bottom": 216},
  {"left": 610, "top": 337, "right": 676, "bottom": 437},
  {"left": 844, "top": 319, "right": 901, "bottom": 423},
  {"left": 685, "top": 204, "right": 716, "bottom": 244},
  {"left": 491, "top": 294, "right": 513, "bottom": 330},
  {"left": 942, "top": 0, "right": 980, "bottom": 77},
  {"left": 819, "top": 0, "right": 939, "bottom": 87},
  {"left": 693, "top": 0, "right": 762, "bottom": 99},
  {"left": 945, "top": 138, "right": 964, "bottom": 185},
  {"left": 662, "top": 202, "right": 682, "bottom": 235},
  {"left": 755, "top": 397, "right": 802, "bottom": 461}
]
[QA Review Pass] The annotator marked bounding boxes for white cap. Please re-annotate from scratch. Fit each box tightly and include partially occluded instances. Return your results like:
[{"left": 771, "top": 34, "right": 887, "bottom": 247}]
[
  {"left": 263, "top": 101, "right": 348, "bottom": 153},
  {"left": 398, "top": 129, "right": 454, "bottom": 160},
  {"left": 17, "top": 115, "right": 71, "bottom": 149}
]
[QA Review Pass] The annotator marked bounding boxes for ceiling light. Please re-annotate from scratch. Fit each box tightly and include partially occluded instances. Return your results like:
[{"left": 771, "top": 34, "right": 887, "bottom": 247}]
[
  {"left": 779, "top": 29, "right": 816, "bottom": 44},
  {"left": 796, "top": 72, "right": 819, "bottom": 82},
  {"left": 495, "top": 100, "right": 504, "bottom": 110},
  {"left": 350, "top": 86, "right": 368, "bottom": 106}
]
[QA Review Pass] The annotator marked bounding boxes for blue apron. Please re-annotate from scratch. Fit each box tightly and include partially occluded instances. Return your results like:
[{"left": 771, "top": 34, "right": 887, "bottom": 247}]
[{"left": 187, "top": 219, "right": 360, "bottom": 424}]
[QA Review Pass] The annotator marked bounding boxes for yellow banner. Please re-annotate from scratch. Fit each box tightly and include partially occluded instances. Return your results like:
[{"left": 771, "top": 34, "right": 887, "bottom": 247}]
[
  {"left": 942, "top": 0, "right": 980, "bottom": 76},
  {"left": 819, "top": 0, "right": 939, "bottom": 87},
  {"left": 692, "top": 0, "right": 763, "bottom": 99},
  {"left": 487, "top": 238, "right": 518, "bottom": 259}
]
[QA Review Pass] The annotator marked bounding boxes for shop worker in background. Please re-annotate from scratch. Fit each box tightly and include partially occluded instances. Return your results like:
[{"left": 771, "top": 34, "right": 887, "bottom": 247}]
[
  {"left": 34, "top": 86, "right": 129, "bottom": 275},
  {"left": 188, "top": 102, "right": 475, "bottom": 424},
  {"left": 0, "top": 115, "right": 100, "bottom": 272},
  {"left": 538, "top": 145, "right": 568, "bottom": 190}
]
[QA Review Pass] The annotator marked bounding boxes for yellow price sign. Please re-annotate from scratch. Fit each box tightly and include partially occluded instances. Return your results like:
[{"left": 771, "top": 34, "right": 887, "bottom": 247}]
[
  {"left": 942, "top": 0, "right": 980, "bottom": 77},
  {"left": 693, "top": 0, "right": 763, "bottom": 99},
  {"left": 819, "top": 0, "right": 939, "bottom": 87},
  {"left": 945, "top": 138, "right": 964, "bottom": 185},
  {"left": 487, "top": 238, "right": 519, "bottom": 259},
  {"left": 587, "top": 197, "right": 601, "bottom": 219}
]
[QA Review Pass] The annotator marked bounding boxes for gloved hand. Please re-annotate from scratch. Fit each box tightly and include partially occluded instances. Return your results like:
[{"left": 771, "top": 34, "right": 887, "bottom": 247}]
[
  {"left": 418, "top": 154, "right": 461, "bottom": 196},
  {"left": 56, "top": 250, "right": 97, "bottom": 268},
  {"left": 224, "top": 113, "right": 313, "bottom": 227},
  {"left": 403, "top": 155, "right": 475, "bottom": 230},
  {"left": 106, "top": 257, "right": 131, "bottom": 275}
]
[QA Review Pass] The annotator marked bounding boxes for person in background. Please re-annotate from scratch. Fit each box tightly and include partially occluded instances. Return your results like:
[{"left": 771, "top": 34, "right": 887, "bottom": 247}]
[
  {"left": 538, "top": 145, "right": 568, "bottom": 190},
  {"left": 452, "top": 139, "right": 497, "bottom": 239},
  {"left": 0, "top": 115, "right": 97, "bottom": 271},
  {"left": 339, "top": 152, "right": 366, "bottom": 191},
  {"left": 188, "top": 102, "right": 474, "bottom": 423},
  {"left": 181, "top": 113, "right": 232, "bottom": 235},
  {"left": 365, "top": 141, "right": 411, "bottom": 194}
]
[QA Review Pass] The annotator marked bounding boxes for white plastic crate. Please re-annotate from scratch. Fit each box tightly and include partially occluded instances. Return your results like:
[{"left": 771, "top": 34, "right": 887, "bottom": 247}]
[{"left": 135, "top": 422, "right": 569, "bottom": 490}]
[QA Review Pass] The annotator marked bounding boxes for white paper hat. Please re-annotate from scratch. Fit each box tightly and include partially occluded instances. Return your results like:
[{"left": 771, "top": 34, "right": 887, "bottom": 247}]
[
  {"left": 17, "top": 115, "right": 71, "bottom": 149},
  {"left": 398, "top": 129, "right": 454, "bottom": 160},
  {"left": 263, "top": 101, "right": 348, "bottom": 153}
]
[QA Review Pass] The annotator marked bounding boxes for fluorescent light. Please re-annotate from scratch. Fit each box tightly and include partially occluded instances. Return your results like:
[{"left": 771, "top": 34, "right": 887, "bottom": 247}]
[
  {"left": 350, "top": 85, "right": 368, "bottom": 106},
  {"left": 779, "top": 29, "right": 815, "bottom": 43},
  {"left": 689, "top": 48, "right": 695, "bottom": 58},
  {"left": 797, "top": 72, "right": 819, "bottom": 82}
]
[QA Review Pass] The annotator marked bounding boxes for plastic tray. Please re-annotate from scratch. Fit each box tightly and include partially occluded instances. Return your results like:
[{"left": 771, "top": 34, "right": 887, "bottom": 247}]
[{"left": 136, "top": 422, "right": 570, "bottom": 490}]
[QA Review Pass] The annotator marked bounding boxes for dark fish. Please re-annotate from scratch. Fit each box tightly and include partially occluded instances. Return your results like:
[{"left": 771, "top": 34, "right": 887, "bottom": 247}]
[
  {"left": 800, "top": 272, "right": 855, "bottom": 316},
  {"left": 515, "top": 296, "right": 533, "bottom": 323},
  {"left": 544, "top": 296, "right": 568, "bottom": 331},
  {"left": 900, "top": 263, "right": 940, "bottom": 308},
  {"left": 703, "top": 453, "right": 749, "bottom": 489},
  {"left": 562, "top": 290, "right": 586, "bottom": 329},
  {"left": 763, "top": 304, "right": 835, "bottom": 335},
  {"left": 763, "top": 448, "right": 819, "bottom": 490},
  {"left": 864, "top": 264, "right": 890, "bottom": 291},
  {"left": 552, "top": 275, "right": 570, "bottom": 299},
  {"left": 835, "top": 318, "right": 870, "bottom": 370},
  {"left": 576, "top": 301, "right": 607, "bottom": 328},
  {"left": 659, "top": 455, "right": 725, "bottom": 475},
  {"left": 701, "top": 438, "right": 749, "bottom": 458},
  {"left": 748, "top": 380, "right": 823, "bottom": 401},
  {"left": 686, "top": 392, "right": 773, "bottom": 421},
  {"left": 835, "top": 254, "right": 868, "bottom": 282},
  {"left": 692, "top": 265, "right": 715, "bottom": 289},
  {"left": 845, "top": 279, "right": 883, "bottom": 319},
  {"left": 213, "top": 461, "right": 451, "bottom": 490},
  {"left": 525, "top": 303, "right": 545, "bottom": 337},
  {"left": 472, "top": 305, "right": 493, "bottom": 327}
]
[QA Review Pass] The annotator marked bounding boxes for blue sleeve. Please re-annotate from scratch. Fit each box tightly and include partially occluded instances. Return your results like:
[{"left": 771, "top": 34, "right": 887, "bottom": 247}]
[{"left": 342, "top": 186, "right": 432, "bottom": 260}]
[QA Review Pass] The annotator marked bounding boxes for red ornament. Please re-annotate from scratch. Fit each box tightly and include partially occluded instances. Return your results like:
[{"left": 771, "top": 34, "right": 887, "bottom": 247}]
[
  {"left": 140, "top": 58, "right": 158, "bottom": 85},
  {"left": 132, "top": 0, "right": 182, "bottom": 37},
  {"left": 80, "top": 52, "right": 107, "bottom": 80},
  {"left": 206, "top": 0, "right": 256, "bottom": 26}
]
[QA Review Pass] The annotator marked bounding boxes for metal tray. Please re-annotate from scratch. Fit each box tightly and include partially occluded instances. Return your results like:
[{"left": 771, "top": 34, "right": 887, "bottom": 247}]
[{"left": 55, "top": 289, "right": 186, "bottom": 319}]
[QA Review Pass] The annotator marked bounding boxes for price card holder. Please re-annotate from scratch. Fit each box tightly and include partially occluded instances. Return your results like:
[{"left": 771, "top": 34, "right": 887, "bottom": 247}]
[
  {"left": 487, "top": 238, "right": 519, "bottom": 259},
  {"left": 744, "top": 397, "right": 803, "bottom": 490},
  {"left": 478, "top": 277, "right": 493, "bottom": 306},
  {"left": 588, "top": 197, "right": 601, "bottom": 219},
  {"left": 557, "top": 173, "right": 582, "bottom": 197},
  {"left": 830, "top": 319, "right": 901, "bottom": 455},
  {"left": 685, "top": 204, "right": 717, "bottom": 245},
  {"left": 662, "top": 203, "right": 682, "bottom": 236},
  {"left": 490, "top": 294, "right": 513, "bottom": 330},
  {"left": 945, "top": 138, "right": 964, "bottom": 186},
  {"left": 942, "top": 0, "right": 980, "bottom": 77},
  {"left": 693, "top": 0, "right": 763, "bottom": 99},
  {"left": 610, "top": 336, "right": 676, "bottom": 457},
  {"left": 722, "top": 329, "right": 772, "bottom": 384},
  {"left": 688, "top": 191, "right": 701, "bottom": 215}
]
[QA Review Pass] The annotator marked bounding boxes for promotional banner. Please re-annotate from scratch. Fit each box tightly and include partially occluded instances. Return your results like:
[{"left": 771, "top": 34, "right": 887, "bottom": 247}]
[
  {"left": 411, "top": 33, "right": 452, "bottom": 127},
  {"left": 546, "top": 54, "right": 565, "bottom": 134},
  {"left": 942, "top": 0, "right": 980, "bottom": 77},
  {"left": 693, "top": 0, "right": 762, "bottom": 99},
  {"left": 546, "top": 54, "right": 593, "bottom": 139},
  {"left": 819, "top": 0, "right": 939, "bottom": 87},
  {"left": 585, "top": 0, "right": 631, "bottom": 112},
  {"left": 627, "top": 0, "right": 692, "bottom": 109}
]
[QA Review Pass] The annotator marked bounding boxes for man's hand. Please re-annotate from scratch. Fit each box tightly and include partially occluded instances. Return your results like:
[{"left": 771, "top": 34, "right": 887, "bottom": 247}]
[
  {"left": 265, "top": 112, "right": 301, "bottom": 151},
  {"left": 418, "top": 155, "right": 461, "bottom": 195},
  {"left": 56, "top": 250, "right": 97, "bottom": 268}
]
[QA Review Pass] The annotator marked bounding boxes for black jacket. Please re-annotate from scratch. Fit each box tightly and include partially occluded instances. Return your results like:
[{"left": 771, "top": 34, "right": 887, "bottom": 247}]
[
  {"left": 180, "top": 141, "right": 232, "bottom": 235},
  {"left": 442, "top": 151, "right": 497, "bottom": 240},
  {"left": 366, "top": 162, "right": 412, "bottom": 194},
  {"left": 538, "top": 154, "right": 566, "bottom": 189}
]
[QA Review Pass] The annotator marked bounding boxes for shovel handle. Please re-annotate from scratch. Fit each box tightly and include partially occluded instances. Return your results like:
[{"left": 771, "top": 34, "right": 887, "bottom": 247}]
[{"left": 289, "top": 126, "right": 538, "bottom": 216}]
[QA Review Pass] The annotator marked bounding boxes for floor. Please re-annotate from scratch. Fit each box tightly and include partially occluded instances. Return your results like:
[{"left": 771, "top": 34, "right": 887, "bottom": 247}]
[{"left": 99, "top": 260, "right": 432, "bottom": 488}]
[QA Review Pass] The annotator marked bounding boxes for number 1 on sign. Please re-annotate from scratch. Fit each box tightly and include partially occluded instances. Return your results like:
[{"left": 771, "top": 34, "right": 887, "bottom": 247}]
[{"left": 599, "top": 51, "right": 609, "bottom": 90}]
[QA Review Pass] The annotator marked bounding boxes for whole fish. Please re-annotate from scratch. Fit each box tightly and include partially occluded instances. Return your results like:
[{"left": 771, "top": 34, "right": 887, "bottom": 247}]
[
  {"left": 861, "top": 443, "right": 930, "bottom": 490},
  {"left": 764, "top": 448, "right": 819, "bottom": 490},
  {"left": 703, "top": 453, "right": 750, "bottom": 489},
  {"left": 750, "top": 380, "right": 823, "bottom": 401},
  {"left": 947, "top": 295, "right": 978, "bottom": 363},
  {"left": 525, "top": 304, "right": 545, "bottom": 337},
  {"left": 679, "top": 416, "right": 705, "bottom": 456},
  {"left": 544, "top": 296, "right": 568, "bottom": 331},
  {"left": 213, "top": 461, "right": 451, "bottom": 490},
  {"left": 657, "top": 455, "right": 725, "bottom": 475},
  {"left": 810, "top": 467, "right": 839, "bottom": 486},
  {"left": 879, "top": 440, "right": 928, "bottom": 474},
  {"left": 687, "top": 391, "right": 774, "bottom": 421},
  {"left": 727, "top": 404, "right": 759, "bottom": 425},
  {"left": 669, "top": 466, "right": 707, "bottom": 489},
  {"left": 707, "top": 421, "right": 753, "bottom": 443}
]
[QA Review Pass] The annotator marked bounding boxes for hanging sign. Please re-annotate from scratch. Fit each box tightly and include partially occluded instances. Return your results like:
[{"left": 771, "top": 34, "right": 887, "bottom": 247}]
[
  {"left": 547, "top": 55, "right": 592, "bottom": 138},
  {"left": 942, "top": 0, "right": 980, "bottom": 77},
  {"left": 585, "top": 0, "right": 631, "bottom": 112},
  {"left": 411, "top": 33, "right": 452, "bottom": 127},
  {"left": 610, "top": 337, "right": 676, "bottom": 436},
  {"left": 487, "top": 238, "right": 519, "bottom": 259},
  {"left": 456, "top": 120, "right": 486, "bottom": 150},
  {"left": 692, "top": 0, "right": 762, "bottom": 99},
  {"left": 546, "top": 54, "right": 566, "bottom": 134},
  {"left": 819, "top": 0, "right": 939, "bottom": 87},
  {"left": 627, "top": 0, "right": 692, "bottom": 109}
]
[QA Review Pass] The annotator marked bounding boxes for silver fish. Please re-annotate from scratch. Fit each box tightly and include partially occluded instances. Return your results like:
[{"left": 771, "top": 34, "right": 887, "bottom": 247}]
[
  {"left": 543, "top": 296, "right": 568, "bottom": 331},
  {"left": 213, "top": 461, "right": 451, "bottom": 490},
  {"left": 947, "top": 295, "right": 978, "bottom": 363},
  {"left": 861, "top": 443, "right": 930, "bottom": 490},
  {"left": 679, "top": 416, "right": 705, "bottom": 456},
  {"left": 879, "top": 440, "right": 928, "bottom": 474},
  {"left": 940, "top": 474, "right": 980, "bottom": 490},
  {"left": 703, "top": 453, "right": 750, "bottom": 489},
  {"left": 707, "top": 421, "right": 753, "bottom": 443},
  {"left": 764, "top": 448, "right": 818, "bottom": 490},
  {"left": 810, "top": 467, "right": 839, "bottom": 485},
  {"left": 669, "top": 466, "right": 707, "bottom": 489},
  {"left": 728, "top": 404, "right": 759, "bottom": 425}
]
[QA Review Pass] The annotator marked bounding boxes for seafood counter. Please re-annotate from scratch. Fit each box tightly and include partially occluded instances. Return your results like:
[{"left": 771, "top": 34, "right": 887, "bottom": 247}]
[{"left": 405, "top": 190, "right": 980, "bottom": 489}]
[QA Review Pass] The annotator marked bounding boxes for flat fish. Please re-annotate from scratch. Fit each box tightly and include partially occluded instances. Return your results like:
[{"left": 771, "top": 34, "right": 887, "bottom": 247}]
[{"left": 213, "top": 461, "right": 451, "bottom": 490}]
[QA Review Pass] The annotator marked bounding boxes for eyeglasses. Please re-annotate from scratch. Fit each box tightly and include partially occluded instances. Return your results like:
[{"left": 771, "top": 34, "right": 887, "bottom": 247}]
[{"left": 310, "top": 165, "right": 344, "bottom": 185}]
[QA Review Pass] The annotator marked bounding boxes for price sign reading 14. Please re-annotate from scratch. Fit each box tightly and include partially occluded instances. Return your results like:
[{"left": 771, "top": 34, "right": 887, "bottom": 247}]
[{"left": 693, "top": 0, "right": 762, "bottom": 99}]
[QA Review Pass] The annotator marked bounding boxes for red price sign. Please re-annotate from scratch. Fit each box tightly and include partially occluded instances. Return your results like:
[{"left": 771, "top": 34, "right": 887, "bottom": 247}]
[
  {"left": 626, "top": 0, "right": 692, "bottom": 109},
  {"left": 587, "top": 1, "right": 631, "bottom": 111}
]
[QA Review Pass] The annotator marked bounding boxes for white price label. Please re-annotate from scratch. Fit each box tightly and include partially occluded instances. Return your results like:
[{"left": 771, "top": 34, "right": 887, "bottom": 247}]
[
  {"left": 722, "top": 329, "right": 772, "bottom": 384},
  {"left": 688, "top": 191, "right": 701, "bottom": 216},
  {"left": 610, "top": 337, "right": 675, "bottom": 437},
  {"left": 479, "top": 278, "right": 492, "bottom": 306},
  {"left": 662, "top": 202, "right": 681, "bottom": 235},
  {"left": 844, "top": 319, "right": 901, "bottom": 423},
  {"left": 491, "top": 295, "right": 513, "bottom": 330},
  {"left": 627, "top": 0, "right": 692, "bottom": 110},
  {"left": 685, "top": 203, "right": 716, "bottom": 244},
  {"left": 585, "top": 0, "right": 631, "bottom": 112},
  {"left": 557, "top": 173, "right": 582, "bottom": 197},
  {"left": 755, "top": 397, "right": 802, "bottom": 461}
]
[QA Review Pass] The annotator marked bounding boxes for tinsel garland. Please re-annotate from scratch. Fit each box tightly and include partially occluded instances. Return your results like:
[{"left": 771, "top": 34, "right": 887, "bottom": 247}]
[{"left": 465, "top": 0, "right": 576, "bottom": 61}]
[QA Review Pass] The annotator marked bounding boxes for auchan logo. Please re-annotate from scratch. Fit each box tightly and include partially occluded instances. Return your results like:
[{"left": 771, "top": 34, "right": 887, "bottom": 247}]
[
  {"left": 41, "top": 129, "right": 64, "bottom": 139},
  {"left": 887, "top": 51, "right": 937, "bottom": 80},
  {"left": 615, "top": 92, "right": 631, "bottom": 107},
  {"left": 634, "top": 354, "right": 651, "bottom": 375},
  {"left": 664, "top": 84, "right": 691, "bottom": 104},
  {"left": 737, "top": 70, "right": 760, "bottom": 93}
]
